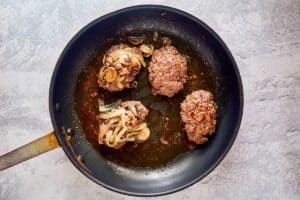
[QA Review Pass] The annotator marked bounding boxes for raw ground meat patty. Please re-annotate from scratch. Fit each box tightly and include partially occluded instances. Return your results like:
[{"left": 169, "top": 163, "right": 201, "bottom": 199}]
[
  {"left": 180, "top": 90, "right": 217, "bottom": 144},
  {"left": 149, "top": 46, "right": 187, "bottom": 97}
]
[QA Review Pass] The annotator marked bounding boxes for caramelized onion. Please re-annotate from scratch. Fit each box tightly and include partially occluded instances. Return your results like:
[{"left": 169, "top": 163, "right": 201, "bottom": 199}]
[{"left": 98, "top": 100, "right": 150, "bottom": 149}]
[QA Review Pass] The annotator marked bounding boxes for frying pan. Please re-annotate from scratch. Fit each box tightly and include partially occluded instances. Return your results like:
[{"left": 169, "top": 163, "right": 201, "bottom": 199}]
[{"left": 0, "top": 5, "right": 243, "bottom": 196}]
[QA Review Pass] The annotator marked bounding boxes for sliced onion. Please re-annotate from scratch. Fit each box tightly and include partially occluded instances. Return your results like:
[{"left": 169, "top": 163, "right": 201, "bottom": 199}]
[
  {"left": 104, "top": 130, "right": 113, "bottom": 147},
  {"left": 99, "top": 99, "right": 121, "bottom": 112},
  {"left": 130, "top": 106, "right": 138, "bottom": 116},
  {"left": 113, "top": 127, "right": 127, "bottom": 146},
  {"left": 98, "top": 109, "right": 125, "bottom": 119},
  {"left": 98, "top": 100, "right": 151, "bottom": 149},
  {"left": 136, "top": 127, "right": 150, "bottom": 142},
  {"left": 128, "top": 122, "right": 147, "bottom": 132}
]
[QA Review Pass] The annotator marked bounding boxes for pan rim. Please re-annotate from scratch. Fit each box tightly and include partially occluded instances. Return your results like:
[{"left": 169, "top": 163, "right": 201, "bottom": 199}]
[{"left": 49, "top": 4, "right": 244, "bottom": 197}]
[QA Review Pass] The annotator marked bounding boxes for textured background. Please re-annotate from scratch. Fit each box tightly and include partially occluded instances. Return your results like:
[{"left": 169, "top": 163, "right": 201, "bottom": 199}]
[{"left": 0, "top": 0, "right": 299, "bottom": 199}]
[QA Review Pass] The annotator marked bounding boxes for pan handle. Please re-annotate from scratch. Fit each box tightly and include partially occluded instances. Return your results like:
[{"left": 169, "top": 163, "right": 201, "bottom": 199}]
[{"left": 0, "top": 131, "right": 60, "bottom": 170}]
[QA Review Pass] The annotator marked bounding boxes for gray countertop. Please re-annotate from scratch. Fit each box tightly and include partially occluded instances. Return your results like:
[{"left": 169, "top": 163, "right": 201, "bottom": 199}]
[{"left": 0, "top": 0, "right": 299, "bottom": 199}]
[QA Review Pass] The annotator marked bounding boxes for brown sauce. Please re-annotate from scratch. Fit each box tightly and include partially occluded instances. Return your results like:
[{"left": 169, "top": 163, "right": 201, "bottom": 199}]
[{"left": 74, "top": 33, "right": 217, "bottom": 168}]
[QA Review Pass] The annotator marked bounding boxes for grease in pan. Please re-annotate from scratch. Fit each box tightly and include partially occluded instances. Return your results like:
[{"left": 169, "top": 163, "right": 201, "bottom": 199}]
[{"left": 74, "top": 32, "right": 218, "bottom": 168}]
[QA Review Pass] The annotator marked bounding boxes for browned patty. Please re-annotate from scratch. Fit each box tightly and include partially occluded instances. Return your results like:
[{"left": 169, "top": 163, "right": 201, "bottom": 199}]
[
  {"left": 149, "top": 46, "right": 187, "bottom": 97},
  {"left": 180, "top": 90, "right": 217, "bottom": 144}
]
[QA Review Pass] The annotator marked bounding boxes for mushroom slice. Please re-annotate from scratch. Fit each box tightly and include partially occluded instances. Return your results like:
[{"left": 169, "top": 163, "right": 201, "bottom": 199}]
[
  {"left": 139, "top": 44, "right": 154, "bottom": 57},
  {"left": 130, "top": 56, "right": 142, "bottom": 69},
  {"left": 110, "top": 50, "right": 131, "bottom": 65},
  {"left": 119, "top": 68, "right": 130, "bottom": 75},
  {"left": 103, "top": 67, "right": 118, "bottom": 82},
  {"left": 103, "top": 55, "right": 114, "bottom": 65},
  {"left": 127, "top": 48, "right": 146, "bottom": 67},
  {"left": 136, "top": 127, "right": 150, "bottom": 142},
  {"left": 162, "top": 37, "right": 172, "bottom": 46},
  {"left": 119, "top": 53, "right": 132, "bottom": 66},
  {"left": 128, "top": 35, "right": 145, "bottom": 45},
  {"left": 116, "top": 76, "right": 126, "bottom": 89},
  {"left": 132, "top": 53, "right": 146, "bottom": 67},
  {"left": 113, "top": 61, "right": 123, "bottom": 70}
]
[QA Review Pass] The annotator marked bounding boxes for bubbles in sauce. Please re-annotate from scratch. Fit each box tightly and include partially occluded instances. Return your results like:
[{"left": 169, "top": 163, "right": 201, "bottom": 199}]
[{"left": 74, "top": 32, "right": 217, "bottom": 168}]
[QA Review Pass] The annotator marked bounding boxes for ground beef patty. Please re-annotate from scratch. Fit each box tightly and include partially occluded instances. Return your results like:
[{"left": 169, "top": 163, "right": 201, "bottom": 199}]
[
  {"left": 180, "top": 90, "right": 217, "bottom": 144},
  {"left": 149, "top": 46, "right": 187, "bottom": 97}
]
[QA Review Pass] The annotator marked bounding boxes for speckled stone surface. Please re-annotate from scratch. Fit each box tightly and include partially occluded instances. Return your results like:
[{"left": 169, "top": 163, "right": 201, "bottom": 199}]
[{"left": 0, "top": 0, "right": 299, "bottom": 199}]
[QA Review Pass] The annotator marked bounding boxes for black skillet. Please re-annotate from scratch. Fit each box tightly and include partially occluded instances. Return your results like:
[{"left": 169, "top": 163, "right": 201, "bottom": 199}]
[{"left": 0, "top": 5, "right": 243, "bottom": 196}]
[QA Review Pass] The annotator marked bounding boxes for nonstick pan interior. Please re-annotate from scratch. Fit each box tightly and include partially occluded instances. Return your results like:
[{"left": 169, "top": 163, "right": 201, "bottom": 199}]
[{"left": 49, "top": 5, "right": 243, "bottom": 196}]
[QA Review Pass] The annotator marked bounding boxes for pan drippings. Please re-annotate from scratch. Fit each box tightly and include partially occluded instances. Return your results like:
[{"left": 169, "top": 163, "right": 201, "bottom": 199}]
[{"left": 74, "top": 33, "right": 217, "bottom": 168}]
